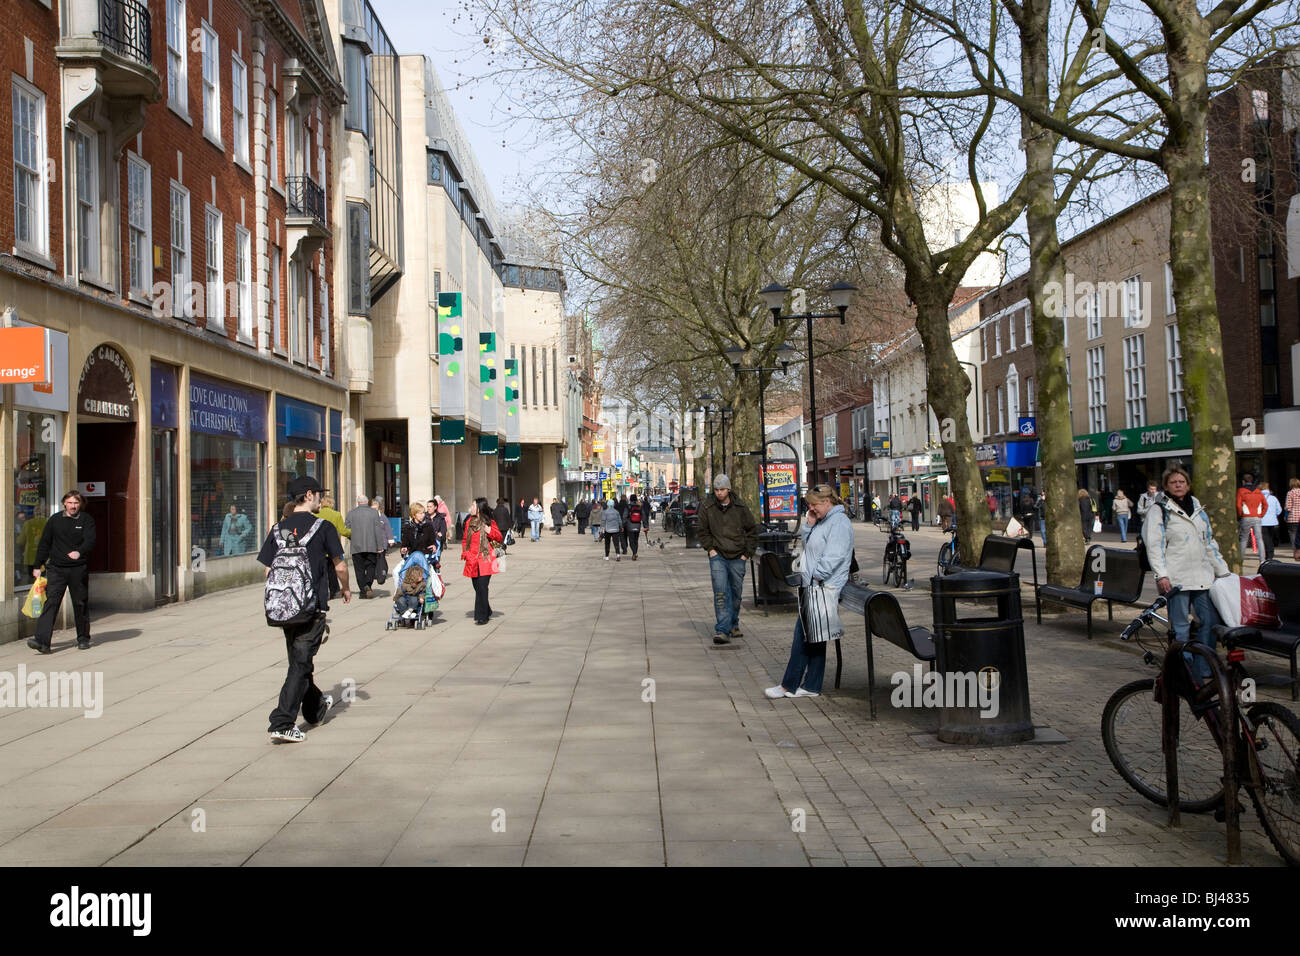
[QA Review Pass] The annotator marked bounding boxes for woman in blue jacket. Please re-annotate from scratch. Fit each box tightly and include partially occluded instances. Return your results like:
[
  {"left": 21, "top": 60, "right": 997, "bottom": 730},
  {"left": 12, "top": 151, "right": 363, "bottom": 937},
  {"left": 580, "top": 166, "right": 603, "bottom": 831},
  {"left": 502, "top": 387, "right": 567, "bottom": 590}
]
[{"left": 766, "top": 485, "right": 855, "bottom": 699}]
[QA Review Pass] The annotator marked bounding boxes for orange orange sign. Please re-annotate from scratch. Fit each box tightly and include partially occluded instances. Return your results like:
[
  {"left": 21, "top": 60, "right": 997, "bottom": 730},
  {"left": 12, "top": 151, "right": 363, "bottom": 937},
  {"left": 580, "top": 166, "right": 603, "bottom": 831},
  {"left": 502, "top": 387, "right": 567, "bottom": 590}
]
[{"left": 0, "top": 327, "right": 48, "bottom": 384}]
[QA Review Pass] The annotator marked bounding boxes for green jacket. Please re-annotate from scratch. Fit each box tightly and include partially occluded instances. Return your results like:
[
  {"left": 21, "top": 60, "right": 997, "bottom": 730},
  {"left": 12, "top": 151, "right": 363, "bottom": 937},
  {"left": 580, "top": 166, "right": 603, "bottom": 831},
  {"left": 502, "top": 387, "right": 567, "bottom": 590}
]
[
  {"left": 697, "top": 495, "right": 759, "bottom": 559},
  {"left": 319, "top": 506, "right": 351, "bottom": 539}
]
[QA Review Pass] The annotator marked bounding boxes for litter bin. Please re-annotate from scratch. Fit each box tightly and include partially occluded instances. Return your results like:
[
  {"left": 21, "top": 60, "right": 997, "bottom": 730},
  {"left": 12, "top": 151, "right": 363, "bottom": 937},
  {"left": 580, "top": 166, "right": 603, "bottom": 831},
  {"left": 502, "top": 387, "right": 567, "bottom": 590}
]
[
  {"left": 753, "top": 528, "right": 797, "bottom": 606},
  {"left": 929, "top": 569, "right": 1033, "bottom": 744},
  {"left": 683, "top": 513, "right": 701, "bottom": 549}
]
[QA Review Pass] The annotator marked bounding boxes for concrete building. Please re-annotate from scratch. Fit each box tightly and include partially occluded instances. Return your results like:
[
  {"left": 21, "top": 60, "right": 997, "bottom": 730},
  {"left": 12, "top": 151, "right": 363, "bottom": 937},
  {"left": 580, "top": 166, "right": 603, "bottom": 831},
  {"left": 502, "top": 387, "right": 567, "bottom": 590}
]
[{"left": 3, "top": 0, "right": 347, "bottom": 642}]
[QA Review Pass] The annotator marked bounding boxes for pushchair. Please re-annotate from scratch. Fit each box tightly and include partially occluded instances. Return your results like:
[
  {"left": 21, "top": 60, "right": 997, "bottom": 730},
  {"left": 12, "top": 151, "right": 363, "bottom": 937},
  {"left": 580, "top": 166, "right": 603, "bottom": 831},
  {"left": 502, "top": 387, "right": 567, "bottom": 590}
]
[{"left": 385, "top": 548, "right": 444, "bottom": 630}]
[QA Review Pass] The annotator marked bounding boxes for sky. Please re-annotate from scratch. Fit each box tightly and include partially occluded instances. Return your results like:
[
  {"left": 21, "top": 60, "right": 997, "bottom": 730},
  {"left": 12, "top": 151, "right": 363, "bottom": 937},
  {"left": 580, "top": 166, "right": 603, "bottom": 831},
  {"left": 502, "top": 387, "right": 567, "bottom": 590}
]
[{"left": 374, "top": 0, "right": 540, "bottom": 209}]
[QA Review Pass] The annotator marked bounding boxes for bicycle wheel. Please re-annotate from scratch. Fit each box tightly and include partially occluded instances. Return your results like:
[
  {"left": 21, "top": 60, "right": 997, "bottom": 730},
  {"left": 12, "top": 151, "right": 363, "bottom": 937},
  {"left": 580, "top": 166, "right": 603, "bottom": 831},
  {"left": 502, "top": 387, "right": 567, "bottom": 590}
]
[
  {"left": 1101, "top": 678, "right": 1224, "bottom": 813},
  {"left": 1244, "top": 701, "right": 1300, "bottom": 866},
  {"left": 894, "top": 559, "right": 907, "bottom": 589},
  {"left": 882, "top": 555, "right": 891, "bottom": 585},
  {"left": 937, "top": 542, "right": 954, "bottom": 576}
]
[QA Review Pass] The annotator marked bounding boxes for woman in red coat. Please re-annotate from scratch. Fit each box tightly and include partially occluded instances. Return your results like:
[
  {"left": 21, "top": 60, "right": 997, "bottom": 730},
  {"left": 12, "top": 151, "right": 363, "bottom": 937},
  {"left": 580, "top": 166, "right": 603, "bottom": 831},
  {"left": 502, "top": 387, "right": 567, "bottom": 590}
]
[{"left": 462, "top": 501, "right": 503, "bottom": 625}]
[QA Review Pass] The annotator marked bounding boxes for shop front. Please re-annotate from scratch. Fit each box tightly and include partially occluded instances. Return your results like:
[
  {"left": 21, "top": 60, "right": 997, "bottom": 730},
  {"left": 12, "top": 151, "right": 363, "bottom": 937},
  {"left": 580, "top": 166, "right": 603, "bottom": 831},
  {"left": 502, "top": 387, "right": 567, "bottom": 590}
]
[
  {"left": 12, "top": 325, "right": 68, "bottom": 596},
  {"left": 189, "top": 374, "right": 268, "bottom": 579},
  {"left": 1073, "top": 421, "right": 1192, "bottom": 519},
  {"left": 75, "top": 344, "right": 140, "bottom": 578},
  {"left": 276, "top": 396, "right": 327, "bottom": 502},
  {"left": 150, "top": 363, "right": 180, "bottom": 604}
]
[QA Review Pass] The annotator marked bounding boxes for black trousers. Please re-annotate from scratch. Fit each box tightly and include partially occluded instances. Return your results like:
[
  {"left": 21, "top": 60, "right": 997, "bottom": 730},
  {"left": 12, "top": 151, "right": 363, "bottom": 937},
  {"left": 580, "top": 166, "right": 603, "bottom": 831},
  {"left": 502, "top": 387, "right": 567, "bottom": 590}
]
[
  {"left": 911, "top": 513, "right": 920, "bottom": 531},
  {"left": 34, "top": 564, "right": 90, "bottom": 647},
  {"left": 577, "top": 519, "right": 587, "bottom": 534},
  {"left": 353, "top": 552, "right": 378, "bottom": 592},
  {"left": 269, "top": 613, "right": 329, "bottom": 731},
  {"left": 472, "top": 575, "right": 492, "bottom": 623},
  {"left": 327, "top": 561, "right": 340, "bottom": 596},
  {"left": 626, "top": 530, "right": 640, "bottom": 555}
]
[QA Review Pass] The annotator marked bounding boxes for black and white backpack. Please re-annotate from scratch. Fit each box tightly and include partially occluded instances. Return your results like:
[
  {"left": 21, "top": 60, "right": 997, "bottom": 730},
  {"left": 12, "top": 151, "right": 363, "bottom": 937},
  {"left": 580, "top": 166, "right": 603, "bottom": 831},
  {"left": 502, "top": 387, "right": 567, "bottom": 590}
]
[{"left": 264, "top": 519, "right": 325, "bottom": 626}]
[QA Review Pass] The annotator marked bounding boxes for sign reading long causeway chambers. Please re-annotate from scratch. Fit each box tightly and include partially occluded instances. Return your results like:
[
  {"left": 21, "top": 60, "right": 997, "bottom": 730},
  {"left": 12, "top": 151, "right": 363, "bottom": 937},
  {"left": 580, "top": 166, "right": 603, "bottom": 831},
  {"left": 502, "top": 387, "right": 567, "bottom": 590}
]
[{"left": 77, "top": 344, "right": 137, "bottom": 420}]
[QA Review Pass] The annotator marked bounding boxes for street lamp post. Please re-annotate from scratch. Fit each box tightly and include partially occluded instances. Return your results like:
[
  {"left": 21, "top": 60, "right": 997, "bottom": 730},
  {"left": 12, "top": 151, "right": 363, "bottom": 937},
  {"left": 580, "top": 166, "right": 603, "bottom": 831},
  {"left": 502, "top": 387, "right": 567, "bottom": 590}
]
[
  {"left": 760, "top": 281, "right": 856, "bottom": 490},
  {"left": 697, "top": 394, "right": 735, "bottom": 485},
  {"left": 726, "top": 344, "right": 794, "bottom": 526}
]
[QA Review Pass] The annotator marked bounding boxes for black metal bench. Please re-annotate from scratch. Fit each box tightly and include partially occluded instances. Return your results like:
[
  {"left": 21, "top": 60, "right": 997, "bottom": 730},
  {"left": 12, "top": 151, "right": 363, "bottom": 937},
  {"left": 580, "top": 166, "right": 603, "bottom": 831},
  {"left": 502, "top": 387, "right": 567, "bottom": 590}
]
[
  {"left": 1038, "top": 545, "right": 1146, "bottom": 639},
  {"left": 969, "top": 535, "right": 1042, "bottom": 623},
  {"left": 837, "top": 582, "right": 936, "bottom": 718},
  {"left": 1217, "top": 560, "right": 1300, "bottom": 700}
]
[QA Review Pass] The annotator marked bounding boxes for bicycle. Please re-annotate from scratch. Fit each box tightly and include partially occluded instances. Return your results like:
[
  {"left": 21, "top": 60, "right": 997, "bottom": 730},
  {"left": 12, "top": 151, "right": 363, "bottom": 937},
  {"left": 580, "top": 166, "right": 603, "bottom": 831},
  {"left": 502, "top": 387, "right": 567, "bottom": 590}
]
[
  {"left": 882, "top": 524, "right": 910, "bottom": 589},
  {"left": 937, "top": 526, "right": 960, "bottom": 576},
  {"left": 1101, "top": 591, "right": 1300, "bottom": 866}
]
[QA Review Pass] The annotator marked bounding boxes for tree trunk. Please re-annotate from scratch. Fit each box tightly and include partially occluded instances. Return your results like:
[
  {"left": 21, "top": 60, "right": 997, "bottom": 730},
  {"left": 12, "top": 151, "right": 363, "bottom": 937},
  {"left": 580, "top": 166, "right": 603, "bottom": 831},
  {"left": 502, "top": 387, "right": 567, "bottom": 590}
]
[
  {"left": 1166, "top": 30, "right": 1240, "bottom": 568},
  {"left": 1020, "top": 0, "right": 1087, "bottom": 585},
  {"left": 910, "top": 290, "right": 992, "bottom": 564}
]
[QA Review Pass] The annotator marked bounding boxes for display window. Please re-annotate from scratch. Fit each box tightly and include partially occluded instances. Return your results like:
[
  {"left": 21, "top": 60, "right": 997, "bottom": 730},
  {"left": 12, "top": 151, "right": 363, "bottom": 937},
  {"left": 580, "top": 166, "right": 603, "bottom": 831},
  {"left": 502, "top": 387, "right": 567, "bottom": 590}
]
[{"left": 13, "top": 410, "right": 62, "bottom": 588}]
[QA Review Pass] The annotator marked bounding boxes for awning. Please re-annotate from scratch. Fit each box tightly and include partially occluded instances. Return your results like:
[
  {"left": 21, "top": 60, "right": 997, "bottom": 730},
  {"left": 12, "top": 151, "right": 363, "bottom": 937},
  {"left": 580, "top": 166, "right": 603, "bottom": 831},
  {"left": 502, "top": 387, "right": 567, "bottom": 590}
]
[{"left": 936, "top": 474, "right": 950, "bottom": 483}]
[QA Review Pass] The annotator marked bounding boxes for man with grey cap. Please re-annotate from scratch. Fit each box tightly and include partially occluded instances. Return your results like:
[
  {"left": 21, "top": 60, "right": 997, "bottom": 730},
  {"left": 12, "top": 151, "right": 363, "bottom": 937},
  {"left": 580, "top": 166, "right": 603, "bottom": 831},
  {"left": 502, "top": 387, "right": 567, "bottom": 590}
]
[{"left": 696, "top": 474, "right": 759, "bottom": 645}]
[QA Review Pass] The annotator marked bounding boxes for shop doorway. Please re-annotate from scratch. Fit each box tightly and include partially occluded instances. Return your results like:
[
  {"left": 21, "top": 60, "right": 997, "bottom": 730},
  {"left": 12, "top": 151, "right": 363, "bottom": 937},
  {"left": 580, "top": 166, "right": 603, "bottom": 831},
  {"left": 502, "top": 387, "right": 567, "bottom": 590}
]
[
  {"left": 77, "top": 421, "right": 138, "bottom": 574},
  {"left": 151, "top": 428, "right": 177, "bottom": 604}
]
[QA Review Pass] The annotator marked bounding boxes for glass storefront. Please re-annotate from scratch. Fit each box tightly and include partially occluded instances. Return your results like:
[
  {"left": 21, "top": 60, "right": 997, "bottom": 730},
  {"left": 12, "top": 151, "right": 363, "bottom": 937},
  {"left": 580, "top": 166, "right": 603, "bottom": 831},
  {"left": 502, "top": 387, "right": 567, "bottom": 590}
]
[
  {"left": 189, "top": 374, "right": 268, "bottom": 560},
  {"left": 13, "top": 409, "right": 61, "bottom": 587}
]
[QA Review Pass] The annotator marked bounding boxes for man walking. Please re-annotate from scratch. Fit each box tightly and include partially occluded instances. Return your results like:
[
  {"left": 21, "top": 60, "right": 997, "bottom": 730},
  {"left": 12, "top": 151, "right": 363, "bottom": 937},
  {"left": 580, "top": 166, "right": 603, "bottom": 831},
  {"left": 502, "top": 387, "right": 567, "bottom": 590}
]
[
  {"left": 888, "top": 492, "right": 902, "bottom": 528},
  {"left": 550, "top": 497, "right": 567, "bottom": 535},
  {"left": 528, "top": 498, "right": 545, "bottom": 540},
  {"left": 257, "top": 476, "right": 350, "bottom": 744},
  {"left": 697, "top": 475, "right": 758, "bottom": 645},
  {"left": 346, "top": 494, "right": 388, "bottom": 598},
  {"left": 29, "top": 490, "right": 97, "bottom": 652},
  {"left": 493, "top": 498, "right": 513, "bottom": 543},
  {"left": 1236, "top": 473, "right": 1266, "bottom": 562},
  {"left": 1260, "top": 480, "right": 1281, "bottom": 562},
  {"left": 909, "top": 493, "right": 923, "bottom": 532},
  {"left": 574, "top": 498, "right": 590, "bottom": 536},
  {"left": 1136, "top": 480, "right": 1160, "bottom": 526}
]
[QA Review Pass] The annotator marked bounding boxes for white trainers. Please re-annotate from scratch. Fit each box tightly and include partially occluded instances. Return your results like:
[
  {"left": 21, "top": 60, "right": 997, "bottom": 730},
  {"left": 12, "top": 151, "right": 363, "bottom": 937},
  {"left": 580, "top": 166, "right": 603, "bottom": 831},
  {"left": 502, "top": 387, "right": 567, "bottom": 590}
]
[
  {"left": 764, "top": 685, "right": 787, "bottom": 699},
  {"left": 604, "top": 556, "right": 609, "bottom": 561},
  {"left": 789, "top": 688, "right": 820, "bottom": 698},
  {"left": 270, "top": 727, "right": 305, "bottom": 743}
]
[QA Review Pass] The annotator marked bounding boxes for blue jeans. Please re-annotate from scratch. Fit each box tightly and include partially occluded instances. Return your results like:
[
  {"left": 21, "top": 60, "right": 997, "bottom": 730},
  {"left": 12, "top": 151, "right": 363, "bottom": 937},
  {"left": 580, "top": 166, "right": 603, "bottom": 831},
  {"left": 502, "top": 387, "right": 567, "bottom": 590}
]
[
  {"left": 1038, "top": 516, "right": 1045, "bottom": 544},
  {"left": 709, "top": 555, "right": 746, "bottom": 637},
  {"left": 1117, "top": 514, "right": 1129, "bottom": 541},
  {"left": 591, "top": 522, "right": 599, "bottom": 539},
  {"left": 780, "top": 615, "right": 827, "bottom": 694},
  {"left": 530, "top": 519, "right": 542, "bottom": 540},
  {"left": 1168, "top": 588, "right": 1219, "bottom": 682}
]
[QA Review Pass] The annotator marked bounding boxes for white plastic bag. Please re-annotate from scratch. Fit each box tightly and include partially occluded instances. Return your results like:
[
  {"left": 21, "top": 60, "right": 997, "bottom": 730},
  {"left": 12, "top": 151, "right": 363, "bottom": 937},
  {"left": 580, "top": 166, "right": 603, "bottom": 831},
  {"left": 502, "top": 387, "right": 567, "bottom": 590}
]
[
  {"left": 429, "top": 572, "right": 446, "bottom": 601},
  {"left": 798, "top": 583, "right": 843, "bottom": 644},
  {"left": 1092, "top": 516, "right": 1102, "bottom": 534}
]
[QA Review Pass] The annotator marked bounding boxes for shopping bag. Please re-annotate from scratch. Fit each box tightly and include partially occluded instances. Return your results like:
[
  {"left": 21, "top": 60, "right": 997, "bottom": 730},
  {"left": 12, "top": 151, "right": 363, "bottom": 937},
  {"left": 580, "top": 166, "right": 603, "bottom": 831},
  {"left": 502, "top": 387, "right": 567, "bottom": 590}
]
[
  {"left": 1005, "top": 516, "right": 1025, "bottom": 537},
  {"left": 21, "top": 574, "right": 47, "bottom": 619},
  {"left": 429, "top": 572, "right": 446, "bottom": 601},
  {"left": 1210, "top": 574, "right": 1280, "bottom": 628},
  {"left": 375, "top": 552, "right": 388, "bottom": 585},
  {"left": 1092, "top": 516, "right": 1102, "bottom": 534},
  {"left": 797, "top": 583, "right": 843, "bottom": 644}
]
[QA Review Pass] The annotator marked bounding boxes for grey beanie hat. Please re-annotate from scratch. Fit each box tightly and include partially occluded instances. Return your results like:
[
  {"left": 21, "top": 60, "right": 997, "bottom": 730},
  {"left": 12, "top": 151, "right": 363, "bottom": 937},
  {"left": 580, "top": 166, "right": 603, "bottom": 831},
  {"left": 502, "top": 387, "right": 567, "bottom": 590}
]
[{"left": 713, "top": 474, "right": 731, "bottom": 489}]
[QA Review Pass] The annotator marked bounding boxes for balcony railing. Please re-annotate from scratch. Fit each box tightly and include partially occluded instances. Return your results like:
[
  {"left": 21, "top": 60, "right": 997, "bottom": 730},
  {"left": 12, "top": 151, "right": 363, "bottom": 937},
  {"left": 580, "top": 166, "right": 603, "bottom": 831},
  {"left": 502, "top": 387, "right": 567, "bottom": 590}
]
[
  {"left": 93, "top": 0, "right": 152, "bottom": 66},
  {"left": 286, "top": 175, "right": 326, "bottom": 228}
]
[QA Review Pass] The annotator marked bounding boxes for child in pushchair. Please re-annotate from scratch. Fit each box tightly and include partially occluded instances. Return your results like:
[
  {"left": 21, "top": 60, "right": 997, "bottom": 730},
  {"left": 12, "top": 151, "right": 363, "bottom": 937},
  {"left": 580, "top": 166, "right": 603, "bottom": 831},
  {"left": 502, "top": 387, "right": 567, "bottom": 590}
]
[{"left": 386, "top": 547, "right": 443, "bottom": 630}]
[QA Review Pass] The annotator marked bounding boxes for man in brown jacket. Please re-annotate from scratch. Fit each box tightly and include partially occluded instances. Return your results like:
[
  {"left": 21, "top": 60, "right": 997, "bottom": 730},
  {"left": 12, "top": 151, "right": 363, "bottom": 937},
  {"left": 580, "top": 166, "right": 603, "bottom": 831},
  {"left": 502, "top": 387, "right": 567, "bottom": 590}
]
[{"left": 697, "top": 474, "right": 759, "bottom": 645}]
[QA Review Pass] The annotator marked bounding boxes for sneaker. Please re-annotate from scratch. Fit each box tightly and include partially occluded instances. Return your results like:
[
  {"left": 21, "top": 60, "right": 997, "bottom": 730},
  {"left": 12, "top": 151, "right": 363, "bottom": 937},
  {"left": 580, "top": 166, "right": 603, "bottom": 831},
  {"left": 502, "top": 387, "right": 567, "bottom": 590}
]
[
  {"left": 402, "top": 609, "right": 417, "bottom": 620},
  {"left": 616, "top": 555, "right": 621, "bottom": 562},
  {"left": 713, "top": 633, "right": 730, "bottom": 645},
  {"left": 604, "top": 556, "right": 609, "bottom": 561},
  {"left": 789, "top": 688, "right": 820, "bottom": 698},
  {"left": 632, "top": 554, "right": 638, "bottom": 561},
  {"left": 27, "top": 638, "right": 50, "bottom": 655},
  {"left": 730, "top": 626, "right": 743, "bottom": 638},
  {"left": 310, "top": 694, "right": 334, "bottom": 725},
  {"left": 270, "top": 727, "right": 306, "bottom": 743},
  {"left": 764, "top": 685, "right": 787, "bottom": 699}
]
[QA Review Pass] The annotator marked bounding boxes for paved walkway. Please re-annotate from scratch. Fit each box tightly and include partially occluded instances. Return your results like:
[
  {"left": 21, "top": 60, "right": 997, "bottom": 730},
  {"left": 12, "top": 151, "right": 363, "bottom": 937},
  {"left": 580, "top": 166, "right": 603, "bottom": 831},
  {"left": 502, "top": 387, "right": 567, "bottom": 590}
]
[{"left": 0, "top": 520, "right": 1286, "bottom": 866}]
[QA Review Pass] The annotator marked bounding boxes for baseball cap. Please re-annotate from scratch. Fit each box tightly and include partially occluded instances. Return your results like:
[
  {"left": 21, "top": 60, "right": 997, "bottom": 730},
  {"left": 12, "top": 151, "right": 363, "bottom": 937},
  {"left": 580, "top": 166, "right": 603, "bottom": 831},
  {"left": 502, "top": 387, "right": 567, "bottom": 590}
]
[{"left": 287, "top": 475, "right": 323, "bottom": 498}]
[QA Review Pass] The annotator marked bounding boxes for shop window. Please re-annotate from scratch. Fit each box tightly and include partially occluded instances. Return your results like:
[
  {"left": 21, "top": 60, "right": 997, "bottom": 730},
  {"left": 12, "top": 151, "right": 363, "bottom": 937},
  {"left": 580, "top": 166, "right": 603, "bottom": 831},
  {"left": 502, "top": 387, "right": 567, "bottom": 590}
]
[
  {"left": 13, "top": 410, "right": 61, "bottom": 589},
  {"left": 192, "top": 433, "right": 264, "bottom": 559}
]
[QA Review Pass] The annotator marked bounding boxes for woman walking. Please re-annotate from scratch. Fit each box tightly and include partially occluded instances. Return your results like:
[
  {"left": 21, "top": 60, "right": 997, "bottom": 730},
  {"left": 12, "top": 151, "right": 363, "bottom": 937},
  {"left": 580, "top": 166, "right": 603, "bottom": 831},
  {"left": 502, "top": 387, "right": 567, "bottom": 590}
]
[
  {"left": 1078, "top": 489, "right": 1096, "bottom": 541},
  {"left": 1112, "top": 489, "right": 1132, "bottom": 543},
  {"left": 527, "top": 497, "right": 545, "bottom": 541},
  {"left": 624, "top": 494, "right": 645, "bottom": 560},
  {"left": 462, "top": 500, "right": 503, "bottom": 625},
  {"left": 589, "top": 498, "right": 604, "bottom": 541},
  {"left": 602, "top": 498, "right": 624, "bottom": 560},
  {"left": 1286, "top": 478, "right": 1300, "bottom": 552},
  {"left": 1143, "top": 466, "right": 1232, "bottom": 682},
  {"left": 401, "top": 501, "right": 437, "bottom": 559},
  {"left": 765, "top": 485, "right": 854, "bottom": 700}
]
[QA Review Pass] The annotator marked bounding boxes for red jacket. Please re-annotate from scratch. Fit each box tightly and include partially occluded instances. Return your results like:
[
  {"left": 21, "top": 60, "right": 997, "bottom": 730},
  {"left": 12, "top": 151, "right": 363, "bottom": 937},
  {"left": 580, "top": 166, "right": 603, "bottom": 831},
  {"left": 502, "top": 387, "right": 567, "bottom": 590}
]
[
  {"left": 461, "top": 520, "right": 503, "bottom": 578},
  {"left": 1237, "top": 486, "right": 1266, "bottom": 518}
]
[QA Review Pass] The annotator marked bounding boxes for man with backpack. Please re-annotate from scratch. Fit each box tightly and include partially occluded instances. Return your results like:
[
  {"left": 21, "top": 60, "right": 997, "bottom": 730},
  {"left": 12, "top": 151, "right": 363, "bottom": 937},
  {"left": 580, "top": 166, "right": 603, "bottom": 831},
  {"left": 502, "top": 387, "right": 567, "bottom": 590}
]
[
  {"left": 257, "top": 476, "right": 350, "bottom": 744},
  {"left": 624, "top": 494, "right": 645, "bottom": 559}
]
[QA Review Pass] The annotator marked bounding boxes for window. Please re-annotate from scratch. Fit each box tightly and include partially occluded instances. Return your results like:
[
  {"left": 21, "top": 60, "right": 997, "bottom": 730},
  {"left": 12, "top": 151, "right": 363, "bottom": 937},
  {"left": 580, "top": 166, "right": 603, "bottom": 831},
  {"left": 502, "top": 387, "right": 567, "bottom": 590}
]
[
  {"left": 823, "top": 414, "right": 838, "bottom": 457},
  {"left": 1122, "top": 274, "right": 1143, "bottom": 328},
  {"left": 232, "top": 56, "right": 248, "bottom": 164},
  {"left": 170, "top": 184, "right": 191, "bottom": 319},
  {"left": 552, "top": 347, "right": 558, "bottom": 407},
  {"left": 321, "top": 279, "right": 330, "bottom": 372},
  {"left": 204, "top": 206, "right": 223, "bottom": 328},
  {"left": 166, "top": 0, "right": 187, "bottom": 112},
  {"left": 1024, "top": 308, "right": 1032, "bottom": 345},
  {"left": 235, "top": 225, "right": 252, "bottom": 341},
  {"left": 1006, "top": 367, "right": 1020, "bottom": 426},
  {"left": 983, "top": 390, "right": 991, "bottom": 436},
  {"left": 305, "top": 262, "right": 315, "bottom": 365},
  {"left": 1062, "top": 307, "right": 1069, "bottom": 348},
  {"left": 1085, "top": 291, "right": 1101, "bottom": 339},
  {"left": 14, "top": 409, "right": 62, "bottom": 590},
  {"left": 12, "top": 79, "right": 48, "bottom": 257},
  {"left": 267, "top": 89, "right": 279, "bottom": 184},
  {"left": 347, "top": 203, "right": 370, "bottom": 313},
  {"left": 270, "top": 247, "right": 282, "bottom": 354},
  {"left": 343, "top": 42, "right": 369, "bottom": 132},
  {"left": 541, "top": 347, "right": 548, "bottom": 406},
  {"left": 284, "top": 103, "right": 298, "bottom": 179},
  {"left": 1123, "top": 334, "right": 1147, "bottom": 427},
  {"left": 1065, "top": 358, "right": 1072, "bottom": 415},
  {"left": 1008, "top": 312, "right": 1016, "bottom": 351},
  {"left": 994, "top": 320, "right": 1002, "bottom": 356},
  {"left": 1164, "top": 261, "right": 1175, "bottom": 314},
  {"left": 201, "top": 23, "right": 220, "bottom": 142},
  {"left": 520, "top": 347, "right": 527, "bottom": 406},
  {"left": 126, "top": 155, "right": 151, "bottom": 295},
  {"left": 996, "top": 385, "right": 1005, "bottom": 435},
  {"left": 1025, "top": 376, "right": 1035, "bottom": 415},
  {"left": 981, "top": 327, "right": 988, "bottom": 362},
  {"left": 1166, "top": 324, "right": 1186, "bottom": 422},
  {"left": 289, "top": 258, "right": 301, "bottom": 360},
  {"left": 1086, "top": 346, "right": 1106, "bottom": 432},
  {"left": 72, "top": 127, "right": 99, "bottom": 280}
]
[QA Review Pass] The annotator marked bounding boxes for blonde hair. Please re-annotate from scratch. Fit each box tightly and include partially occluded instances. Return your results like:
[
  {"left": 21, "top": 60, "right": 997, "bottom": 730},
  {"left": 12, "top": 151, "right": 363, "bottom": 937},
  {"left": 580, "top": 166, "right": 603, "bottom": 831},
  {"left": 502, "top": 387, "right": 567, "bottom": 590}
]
[
  {"left": 407, "top": 501, "right": 425, "bottom": 521},
  {"left": 1162, "top": 465, "right": 1191, "bottom": 489},
  {"left": 806, "top": 484, "right": 841, "bottom": 506}
]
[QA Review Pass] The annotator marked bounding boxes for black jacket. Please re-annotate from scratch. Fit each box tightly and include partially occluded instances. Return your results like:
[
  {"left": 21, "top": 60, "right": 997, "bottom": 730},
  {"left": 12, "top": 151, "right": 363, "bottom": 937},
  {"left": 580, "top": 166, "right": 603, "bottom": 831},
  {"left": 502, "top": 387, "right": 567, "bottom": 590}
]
[
  {"left": 493, "top": 504, "right": 512, "bottom": 535},
  {"left": 402, "top": 517, "right": 438, "bottom": 555},
  {"left": 574, "top": 501, "right": 590, "bottom": 520},
  {"left": 550, "top": 502, "right": 567, "bottom": 523},
  {"left": 35, "top": 511, "right": 97, "bottom": 569}
]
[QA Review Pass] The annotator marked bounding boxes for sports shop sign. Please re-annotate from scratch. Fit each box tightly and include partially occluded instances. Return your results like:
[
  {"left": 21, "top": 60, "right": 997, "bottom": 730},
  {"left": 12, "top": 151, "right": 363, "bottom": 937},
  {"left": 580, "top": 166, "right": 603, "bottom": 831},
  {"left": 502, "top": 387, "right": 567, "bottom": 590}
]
[{"left": 77, "top": 345, "right": 138, "bottom": 420}]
